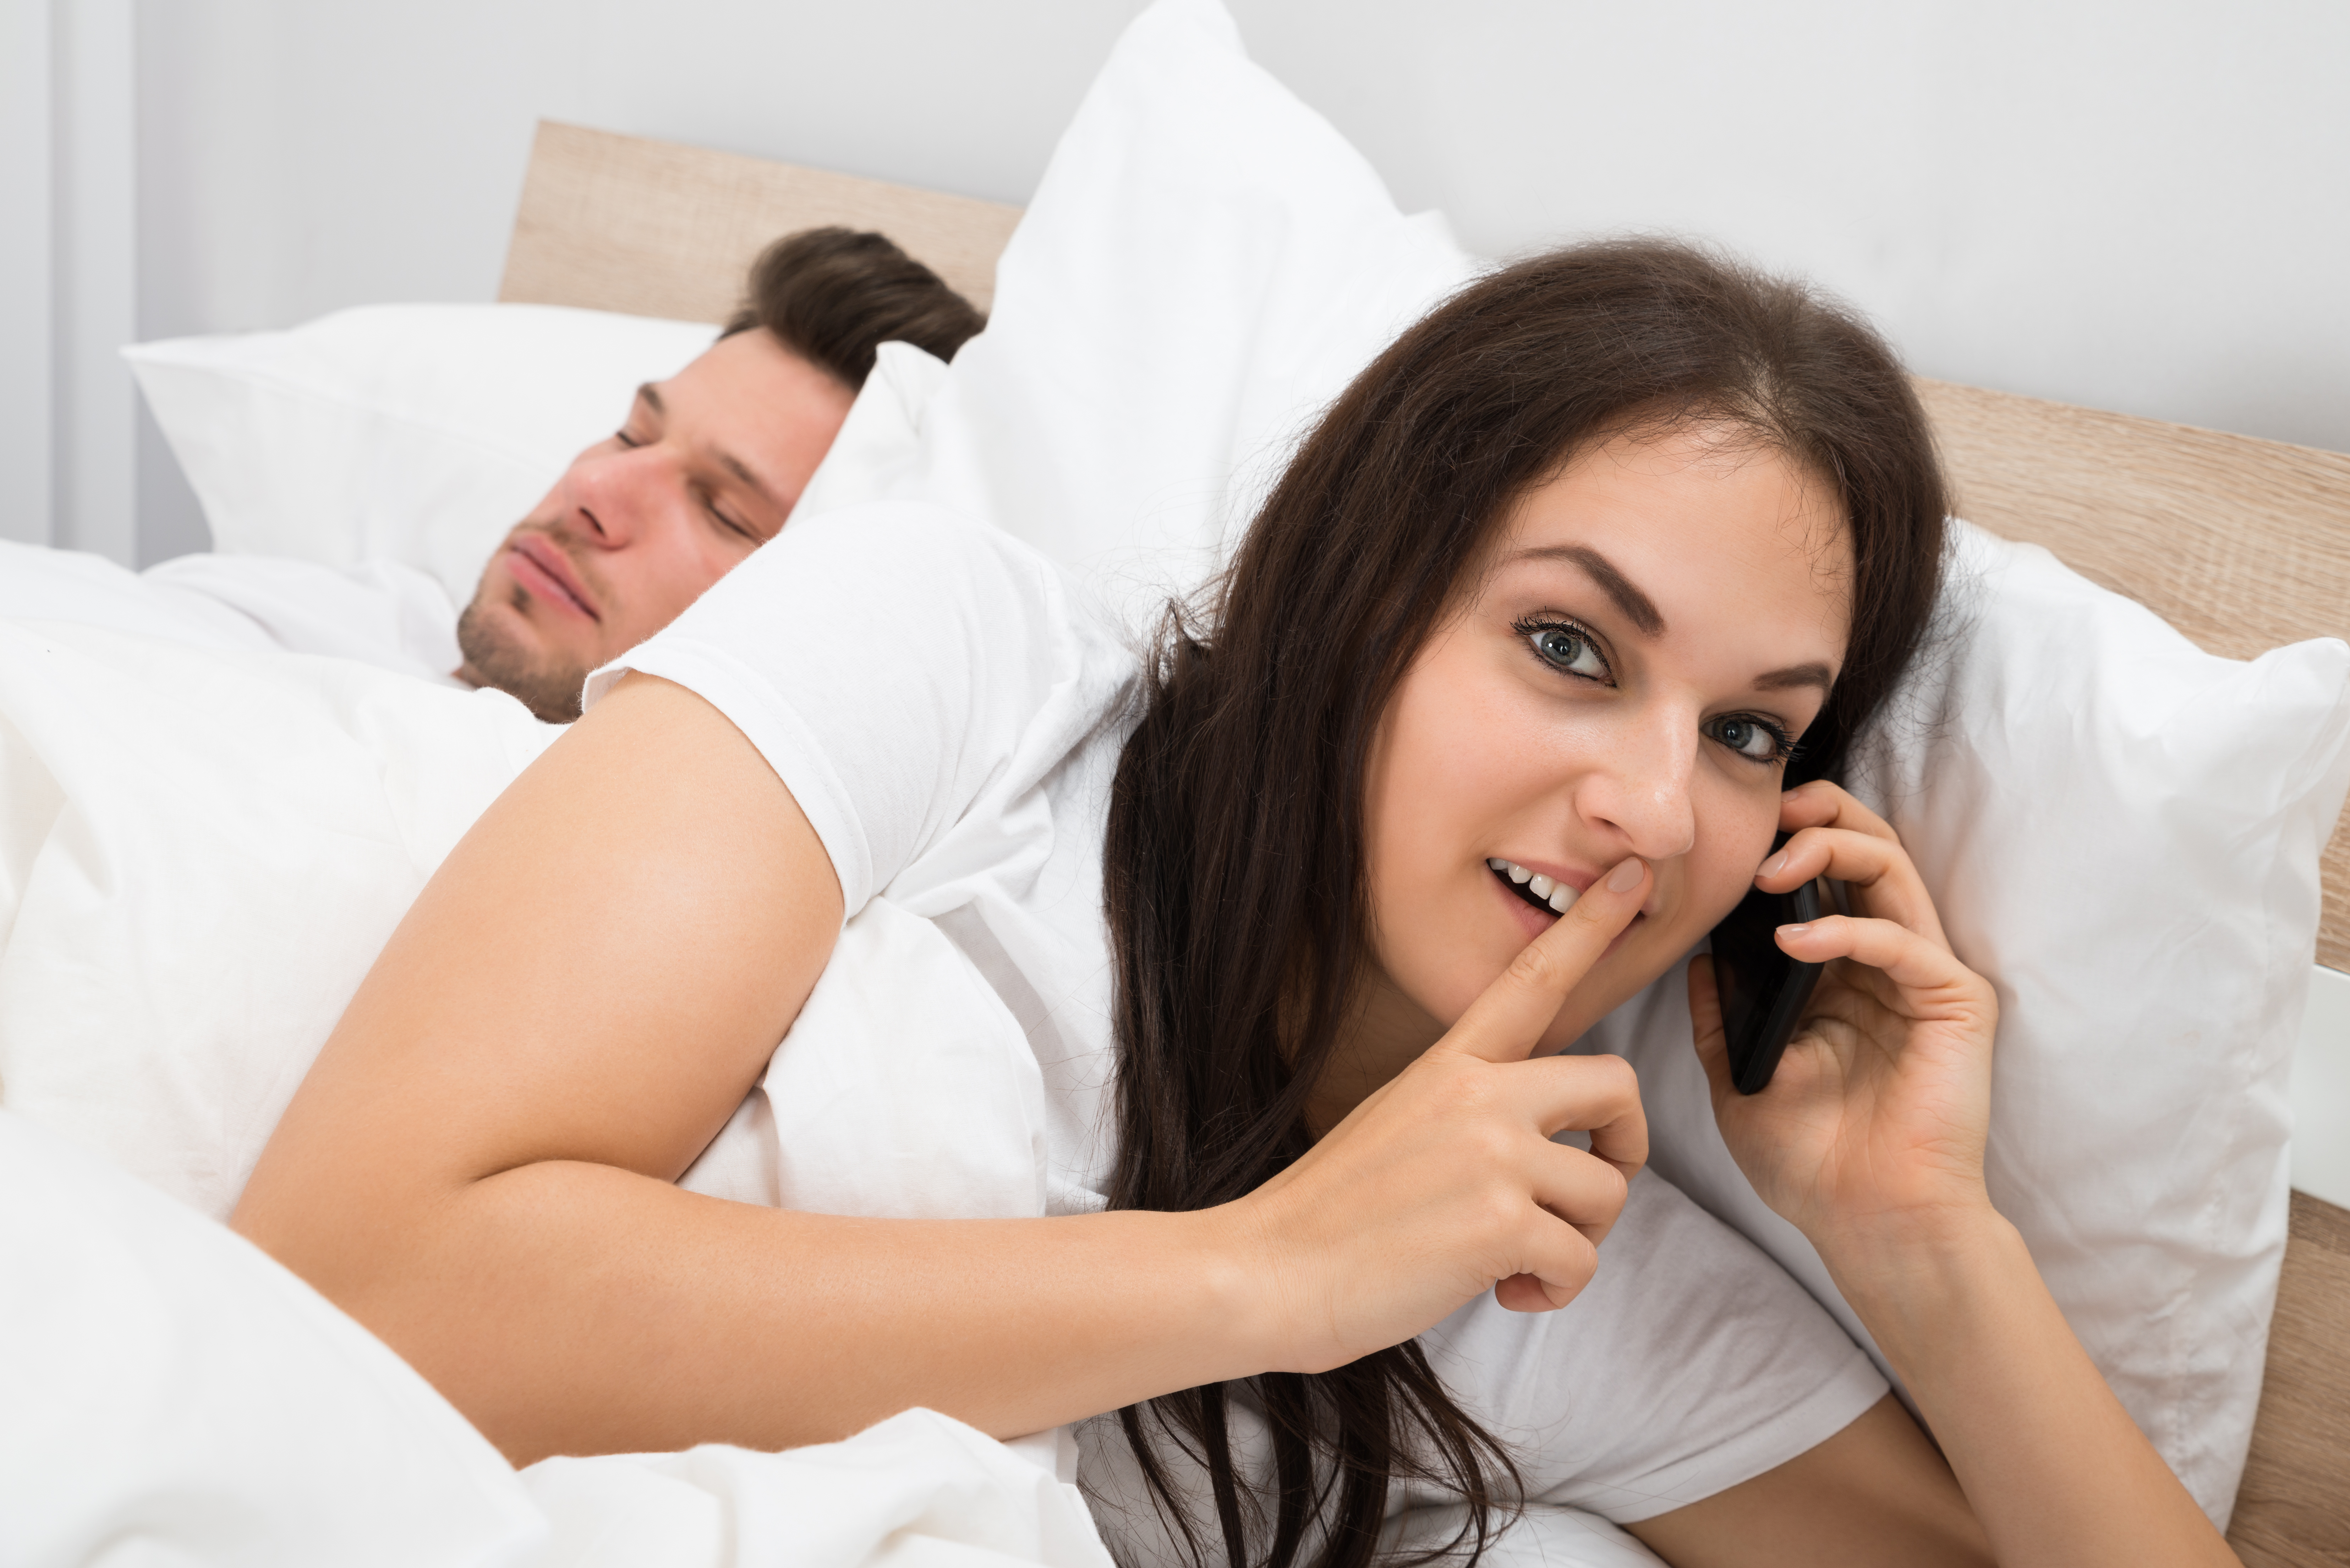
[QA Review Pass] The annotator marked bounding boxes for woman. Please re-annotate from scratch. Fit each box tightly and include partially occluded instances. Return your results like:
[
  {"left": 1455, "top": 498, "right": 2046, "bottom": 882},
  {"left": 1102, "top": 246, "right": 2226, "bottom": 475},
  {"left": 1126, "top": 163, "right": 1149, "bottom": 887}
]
[{"left": 236, "top": 242, "right": 2239, "bottom": 1567}]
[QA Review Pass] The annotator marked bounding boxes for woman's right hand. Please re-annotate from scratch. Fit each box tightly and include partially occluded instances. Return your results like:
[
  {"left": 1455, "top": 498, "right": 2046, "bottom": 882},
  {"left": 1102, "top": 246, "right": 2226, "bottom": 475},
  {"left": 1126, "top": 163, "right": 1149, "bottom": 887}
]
[{"left": 1227, "top": 857, "right": 1653, "bottom": 1376}]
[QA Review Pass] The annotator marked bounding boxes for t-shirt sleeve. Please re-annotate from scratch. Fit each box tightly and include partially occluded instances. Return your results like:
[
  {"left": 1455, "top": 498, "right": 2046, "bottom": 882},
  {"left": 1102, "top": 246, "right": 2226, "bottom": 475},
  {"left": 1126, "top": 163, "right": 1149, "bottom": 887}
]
[{"left": 584, "top": 501, "right": 1093, "bottom": 916}]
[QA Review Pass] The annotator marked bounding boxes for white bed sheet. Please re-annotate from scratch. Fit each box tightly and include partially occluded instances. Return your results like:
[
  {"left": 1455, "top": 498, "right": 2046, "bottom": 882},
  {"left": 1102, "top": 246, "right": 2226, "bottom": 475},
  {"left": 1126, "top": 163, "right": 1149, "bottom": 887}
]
[{"left": 0, "top": 1105, "right": 1110, "bottom": 1568}]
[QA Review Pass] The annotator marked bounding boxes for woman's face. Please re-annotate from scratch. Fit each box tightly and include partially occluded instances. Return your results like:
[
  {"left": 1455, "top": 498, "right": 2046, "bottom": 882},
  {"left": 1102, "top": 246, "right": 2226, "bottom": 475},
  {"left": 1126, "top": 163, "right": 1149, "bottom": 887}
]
[{"left": 1357, "top": 425, "right": 1853, "bottom": 1060}]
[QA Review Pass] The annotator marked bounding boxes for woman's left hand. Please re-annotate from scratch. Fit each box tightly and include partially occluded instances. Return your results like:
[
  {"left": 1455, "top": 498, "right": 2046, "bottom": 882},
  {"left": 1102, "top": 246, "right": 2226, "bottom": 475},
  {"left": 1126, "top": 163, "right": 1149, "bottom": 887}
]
[
  {"left": 1689, "top": 781, "right": 2001, "bottom": 1269},
  {"left": 1687, "top": 785, "right": 2245, "bottom": 1568}
]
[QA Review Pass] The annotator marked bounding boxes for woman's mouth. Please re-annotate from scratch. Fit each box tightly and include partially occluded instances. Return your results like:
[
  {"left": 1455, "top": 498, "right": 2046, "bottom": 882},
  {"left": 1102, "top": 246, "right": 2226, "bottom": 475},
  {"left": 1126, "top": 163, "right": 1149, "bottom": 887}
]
[{"left": 1488, "top": 857, "right": 1578, "bottom": 917}]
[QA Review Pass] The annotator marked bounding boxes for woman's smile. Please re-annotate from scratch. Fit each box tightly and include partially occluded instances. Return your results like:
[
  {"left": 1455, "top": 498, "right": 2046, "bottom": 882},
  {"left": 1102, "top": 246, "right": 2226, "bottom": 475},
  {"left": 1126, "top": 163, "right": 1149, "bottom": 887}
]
[
  {"left": 1484, "top": 855, "right": 1659, "bottom": 963},
  {"left": 1489, "top": 855, "right": 1583, "bottom": 916}
]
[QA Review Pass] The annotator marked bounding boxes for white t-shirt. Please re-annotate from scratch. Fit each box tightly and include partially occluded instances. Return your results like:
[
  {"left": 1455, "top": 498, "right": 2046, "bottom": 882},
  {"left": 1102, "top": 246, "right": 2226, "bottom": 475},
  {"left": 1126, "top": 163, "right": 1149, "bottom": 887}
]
[
  {"left": 0, "top": 540, "right": 462, "bottom": 683},
  {"left": 593, "top": 501, "right": 1886, "bottom": 1537}
]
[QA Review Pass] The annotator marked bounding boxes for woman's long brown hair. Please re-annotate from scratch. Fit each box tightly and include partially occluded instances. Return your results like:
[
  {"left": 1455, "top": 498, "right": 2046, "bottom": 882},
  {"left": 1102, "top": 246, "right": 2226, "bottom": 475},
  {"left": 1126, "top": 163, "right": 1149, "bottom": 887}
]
[{"left": 1100, "top": 239, "right": 1948, "bottom": 1568}]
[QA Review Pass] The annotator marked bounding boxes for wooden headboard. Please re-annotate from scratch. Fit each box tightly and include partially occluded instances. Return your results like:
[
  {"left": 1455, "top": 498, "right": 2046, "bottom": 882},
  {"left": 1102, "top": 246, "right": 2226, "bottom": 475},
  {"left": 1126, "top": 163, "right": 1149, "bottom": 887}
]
[
  {"left": 494, "top": 121, "right": 2349, "bottom": 1561},
  {"left": 498, "top": 121, "right": 1021, "bottom": 321}
]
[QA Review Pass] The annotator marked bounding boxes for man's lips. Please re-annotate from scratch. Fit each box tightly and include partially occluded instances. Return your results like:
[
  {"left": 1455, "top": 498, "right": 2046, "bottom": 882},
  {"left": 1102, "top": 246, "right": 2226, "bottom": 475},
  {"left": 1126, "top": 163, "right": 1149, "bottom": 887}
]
[{"left": 507, "top": 534, "right": 598, "bottom": 621}]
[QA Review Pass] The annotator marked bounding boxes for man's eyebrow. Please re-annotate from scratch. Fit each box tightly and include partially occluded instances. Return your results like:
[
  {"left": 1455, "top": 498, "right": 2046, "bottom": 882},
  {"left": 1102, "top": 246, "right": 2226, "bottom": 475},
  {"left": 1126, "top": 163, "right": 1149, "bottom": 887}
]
[
  {"left": 1507, "top": 544, "right": 1666, "bottom": 637},
  {"left": 1754, "top": 662, "right": 1834, "bottom": 693},
  {"left": 718, "top": 450, "right": 786, "bottom": 511}
]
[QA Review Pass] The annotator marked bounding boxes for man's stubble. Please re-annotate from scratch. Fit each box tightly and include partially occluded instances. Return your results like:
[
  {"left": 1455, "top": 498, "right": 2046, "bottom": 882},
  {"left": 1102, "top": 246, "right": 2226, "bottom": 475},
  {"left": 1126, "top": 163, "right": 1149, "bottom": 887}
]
[{"left": 455, "top": 585, "right": 591, "bottom": 724}]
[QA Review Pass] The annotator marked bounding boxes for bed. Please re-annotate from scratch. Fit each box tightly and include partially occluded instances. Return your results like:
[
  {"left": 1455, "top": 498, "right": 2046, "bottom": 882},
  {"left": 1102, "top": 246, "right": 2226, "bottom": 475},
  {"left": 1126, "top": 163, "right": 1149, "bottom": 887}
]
[
  {"left": 0, "top": 28, "right": 2342, "bottom": 1548},
  {"left": 496, "top": 117, "right": 2350, "bottom": 1564}
]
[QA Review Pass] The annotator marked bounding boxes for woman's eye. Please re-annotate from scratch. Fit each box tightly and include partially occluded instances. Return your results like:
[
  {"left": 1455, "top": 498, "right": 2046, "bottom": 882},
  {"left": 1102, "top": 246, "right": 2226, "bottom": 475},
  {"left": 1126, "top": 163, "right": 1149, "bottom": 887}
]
[
  {"left": 614, "top": 429, "right": 643, "bottom": 449},
  {"left": 1526, "top": 623, "right": 1609, "bottom": 681},
  {"left": 1707, "top": 714, "right": 1790, "bottom": 763}
]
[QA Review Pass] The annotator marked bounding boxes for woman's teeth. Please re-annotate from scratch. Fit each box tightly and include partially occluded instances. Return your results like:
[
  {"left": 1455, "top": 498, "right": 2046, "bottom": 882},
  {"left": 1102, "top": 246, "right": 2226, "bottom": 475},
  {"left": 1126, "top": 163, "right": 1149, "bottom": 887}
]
[{"left": 1489, "top": 857, "right": 1578, "bottom": 915}]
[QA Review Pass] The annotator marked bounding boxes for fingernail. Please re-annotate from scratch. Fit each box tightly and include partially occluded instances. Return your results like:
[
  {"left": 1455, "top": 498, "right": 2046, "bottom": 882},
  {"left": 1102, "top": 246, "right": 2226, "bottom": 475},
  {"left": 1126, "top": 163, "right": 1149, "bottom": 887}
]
[
  {"left": 1759, "top": 851, "right": 1786, "bottom": 877},
  {"left": 1779, "top": 922, "right": 1812, "bottom": 937},
  {"left": 1606, "top": 857, "right": 1646, "bottom": 893}
]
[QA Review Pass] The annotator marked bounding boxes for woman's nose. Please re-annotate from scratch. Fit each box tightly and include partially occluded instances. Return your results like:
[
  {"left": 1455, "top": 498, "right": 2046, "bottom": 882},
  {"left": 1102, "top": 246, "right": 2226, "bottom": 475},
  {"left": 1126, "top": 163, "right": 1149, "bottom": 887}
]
[{"left": 1581, "top": 711, "right": 1699, "bottom": 862}]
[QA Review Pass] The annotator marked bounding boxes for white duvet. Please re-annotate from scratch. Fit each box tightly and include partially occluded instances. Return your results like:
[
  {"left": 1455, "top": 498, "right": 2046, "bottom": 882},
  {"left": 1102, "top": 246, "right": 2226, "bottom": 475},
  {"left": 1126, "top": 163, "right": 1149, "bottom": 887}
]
[
  {"left": 0, "top": 617, "right": 1114, "bottom": 1568},
  {"left": 3, "top": 1108, "right": 1099, "bottom": 1568}
]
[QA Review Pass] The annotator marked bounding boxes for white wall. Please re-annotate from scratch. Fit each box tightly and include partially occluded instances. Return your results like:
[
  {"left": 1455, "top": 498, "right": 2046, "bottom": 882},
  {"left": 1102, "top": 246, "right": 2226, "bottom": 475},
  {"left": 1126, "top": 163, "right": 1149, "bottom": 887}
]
[
  {"left": 1242, "top": 0, "right": 2350, "bottom": 452},
  {"left": 0, "top": 0, "right": 54, "bottom": 548},
  {"left": 5, "top": 0, "right": 138, "bottom": 557},
  {"left": 13, "top": 0, "right": 2349, "bottom": 563}
]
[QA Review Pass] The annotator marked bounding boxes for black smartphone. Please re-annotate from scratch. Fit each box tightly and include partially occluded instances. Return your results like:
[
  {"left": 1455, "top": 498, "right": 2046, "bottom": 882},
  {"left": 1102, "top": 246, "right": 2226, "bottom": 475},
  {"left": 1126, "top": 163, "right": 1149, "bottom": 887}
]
[{"left": 1708, "top": 839, "right": 1824, "bottom": 1095}]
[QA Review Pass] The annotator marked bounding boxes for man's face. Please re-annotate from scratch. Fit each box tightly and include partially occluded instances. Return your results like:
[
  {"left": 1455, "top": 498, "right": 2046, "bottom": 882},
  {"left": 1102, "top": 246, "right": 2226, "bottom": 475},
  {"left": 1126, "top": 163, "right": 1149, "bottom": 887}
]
[{"left": 455, "top": 328, "right": 855, "bottom": 720}]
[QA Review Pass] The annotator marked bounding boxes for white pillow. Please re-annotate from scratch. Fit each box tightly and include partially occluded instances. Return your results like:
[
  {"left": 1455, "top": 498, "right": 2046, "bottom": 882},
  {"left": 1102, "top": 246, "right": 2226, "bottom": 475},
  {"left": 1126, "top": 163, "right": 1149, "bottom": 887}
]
[
  {"left": 899, "top": 0, "right": 1474, "bottom": 628},
  {"left": 125, "top": 304, "right": 718, "bottom": 603},
  {"left": 792, "top": 340, "right": 953, "bottom": 523},
  {"left": 894, "top": 0, "right": 2350, "bottom": 1526}
]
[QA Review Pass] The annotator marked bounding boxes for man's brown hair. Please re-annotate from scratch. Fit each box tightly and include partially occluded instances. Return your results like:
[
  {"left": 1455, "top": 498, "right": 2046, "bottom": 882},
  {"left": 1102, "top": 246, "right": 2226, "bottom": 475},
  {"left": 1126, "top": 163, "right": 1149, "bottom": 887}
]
[{"left": 722, "top": 227, "right": 985, "bottom": 389}]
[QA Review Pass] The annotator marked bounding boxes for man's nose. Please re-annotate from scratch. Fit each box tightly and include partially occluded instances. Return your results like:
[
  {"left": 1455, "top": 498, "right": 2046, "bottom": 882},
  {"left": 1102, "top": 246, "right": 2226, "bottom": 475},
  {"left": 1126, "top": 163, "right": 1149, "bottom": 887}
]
[
  {"left": 560, "top": 444, "right": 675, "bottom": 548},
  {"left": 1580, "top": 708, "right": 1700, "bottom": 862}
]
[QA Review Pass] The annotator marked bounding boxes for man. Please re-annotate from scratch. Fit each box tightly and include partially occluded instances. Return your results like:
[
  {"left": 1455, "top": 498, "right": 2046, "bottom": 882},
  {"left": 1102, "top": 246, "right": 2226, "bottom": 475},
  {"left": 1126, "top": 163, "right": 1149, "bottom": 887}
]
[
  {"left": 451, "top": 228, "right": 983, "bottom": 720},
  {"left": 0, "top": 229, "right": 985, "bottom": 721}
]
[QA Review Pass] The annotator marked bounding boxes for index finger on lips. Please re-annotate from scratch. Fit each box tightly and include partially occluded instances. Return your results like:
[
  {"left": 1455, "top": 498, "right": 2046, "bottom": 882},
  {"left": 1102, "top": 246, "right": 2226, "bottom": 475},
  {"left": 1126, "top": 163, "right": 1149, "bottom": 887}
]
[{"left": 1445, "top": 856, "right": 1650, "bottom": 1064}]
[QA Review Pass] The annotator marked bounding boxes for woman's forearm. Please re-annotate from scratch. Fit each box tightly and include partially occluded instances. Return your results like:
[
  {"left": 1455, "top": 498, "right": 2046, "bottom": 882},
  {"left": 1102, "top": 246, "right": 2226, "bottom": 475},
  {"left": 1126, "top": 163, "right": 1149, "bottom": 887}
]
[
  {"left": 292, "top": 1157, "right": 1266, "bottom": 1466},
  {"left": 1823, "top": 1214, "right": 2238, "bottom": 1568}
]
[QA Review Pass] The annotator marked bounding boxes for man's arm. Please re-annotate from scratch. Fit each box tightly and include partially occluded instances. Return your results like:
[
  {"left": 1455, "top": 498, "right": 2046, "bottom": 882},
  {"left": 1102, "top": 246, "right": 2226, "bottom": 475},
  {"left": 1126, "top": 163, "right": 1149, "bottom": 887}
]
[
  {"left": 234, "top": 671, "right": 1649, "bottom": 1464},
  {"left": 231, "top": 673, "right": 1275, "bottom": 1461}
]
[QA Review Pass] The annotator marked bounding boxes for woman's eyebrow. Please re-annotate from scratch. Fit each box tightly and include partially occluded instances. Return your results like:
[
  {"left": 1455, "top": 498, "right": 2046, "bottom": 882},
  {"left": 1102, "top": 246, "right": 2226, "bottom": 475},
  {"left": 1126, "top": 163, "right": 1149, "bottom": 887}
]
[
  {"left": 1506, "top": 545, "right": 1665, "bottom": 636},
  {"left": 1755, "top": 662, "right": 1833, "bottom": 692}
]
